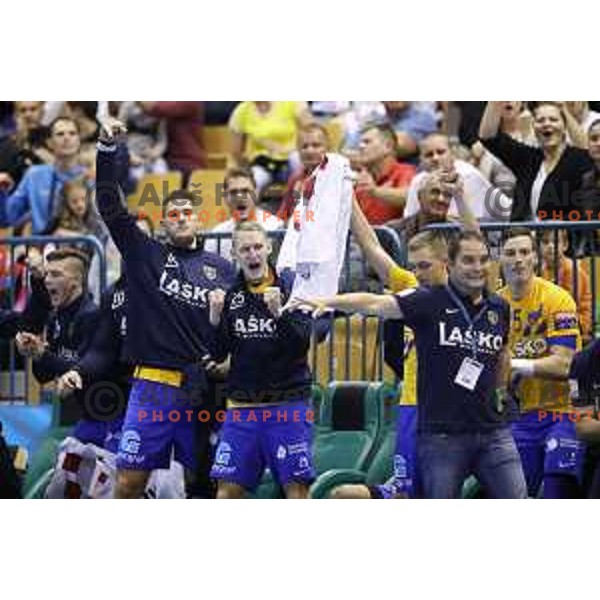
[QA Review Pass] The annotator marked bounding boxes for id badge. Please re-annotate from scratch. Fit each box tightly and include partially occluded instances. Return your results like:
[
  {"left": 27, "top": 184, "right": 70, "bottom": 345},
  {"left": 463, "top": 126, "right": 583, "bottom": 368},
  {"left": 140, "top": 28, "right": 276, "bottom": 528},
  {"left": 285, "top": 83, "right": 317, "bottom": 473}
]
[{"left": 454, "top": 357, "right": 484, "bottom": 391}]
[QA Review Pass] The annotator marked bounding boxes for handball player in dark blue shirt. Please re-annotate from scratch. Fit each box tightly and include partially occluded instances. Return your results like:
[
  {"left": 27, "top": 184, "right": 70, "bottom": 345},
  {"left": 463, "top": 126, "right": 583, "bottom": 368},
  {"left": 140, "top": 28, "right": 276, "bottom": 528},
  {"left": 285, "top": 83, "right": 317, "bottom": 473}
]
[
  {"left": 95, "top": 119, "right": 235, "bottom": 498},
  {"left": 208, "top": 221, "right": 329, "bottom": 499}
]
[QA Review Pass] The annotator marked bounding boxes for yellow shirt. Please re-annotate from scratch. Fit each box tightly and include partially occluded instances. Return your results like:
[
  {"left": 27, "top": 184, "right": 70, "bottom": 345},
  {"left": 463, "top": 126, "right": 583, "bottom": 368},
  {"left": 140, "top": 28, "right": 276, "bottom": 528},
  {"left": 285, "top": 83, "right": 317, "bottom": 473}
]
[
  {"left": 389, "top": 265, "right": 418, "bottom": 406},
  {"left": 498, "top": 277, "right": 581, "bottom": 412},
  {"left": 229, "top": 101, "right": 303, "bottom": 162}
]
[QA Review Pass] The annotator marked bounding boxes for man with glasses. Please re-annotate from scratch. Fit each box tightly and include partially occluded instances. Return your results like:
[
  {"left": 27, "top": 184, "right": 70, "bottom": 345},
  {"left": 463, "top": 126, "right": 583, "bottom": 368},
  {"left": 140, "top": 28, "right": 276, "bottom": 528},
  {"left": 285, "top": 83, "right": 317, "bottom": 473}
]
[{"left": 204, "top": 168, "right": 283, "bottom": 260}]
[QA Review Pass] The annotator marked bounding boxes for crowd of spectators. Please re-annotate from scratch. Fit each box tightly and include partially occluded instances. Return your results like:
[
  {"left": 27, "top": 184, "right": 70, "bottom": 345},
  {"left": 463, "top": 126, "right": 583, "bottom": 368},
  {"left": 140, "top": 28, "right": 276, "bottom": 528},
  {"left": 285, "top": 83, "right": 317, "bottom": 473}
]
[{"left": 1, "top": 100, "right": 600, "bottom": 302}]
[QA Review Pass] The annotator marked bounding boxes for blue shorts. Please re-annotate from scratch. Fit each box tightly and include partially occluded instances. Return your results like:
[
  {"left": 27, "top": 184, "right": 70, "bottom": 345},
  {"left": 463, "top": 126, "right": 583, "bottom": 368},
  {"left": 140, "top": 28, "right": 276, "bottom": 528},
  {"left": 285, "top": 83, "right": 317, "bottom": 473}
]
[
  {"left": 116, "top": 379, "right": 196, "bottom": 471},
  {"left": 73, "top": 416, "right": 125, "bottom": 454},
  {"left": 210, "top": 400, "right": 315, "bottom": 492},
  {"left": 373, "top": 405, "right": 419, "bottom": 499},
  {"left": 511, "top": 411, "right": 586, "bottom": 494}
]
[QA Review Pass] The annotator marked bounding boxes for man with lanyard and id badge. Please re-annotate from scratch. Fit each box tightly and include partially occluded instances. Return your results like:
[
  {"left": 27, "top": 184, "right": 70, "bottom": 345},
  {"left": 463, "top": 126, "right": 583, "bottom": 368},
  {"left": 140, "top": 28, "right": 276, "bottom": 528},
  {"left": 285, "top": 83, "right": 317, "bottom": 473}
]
[{"left": 290, "top": 230, "right": 527, "bottom": 499}]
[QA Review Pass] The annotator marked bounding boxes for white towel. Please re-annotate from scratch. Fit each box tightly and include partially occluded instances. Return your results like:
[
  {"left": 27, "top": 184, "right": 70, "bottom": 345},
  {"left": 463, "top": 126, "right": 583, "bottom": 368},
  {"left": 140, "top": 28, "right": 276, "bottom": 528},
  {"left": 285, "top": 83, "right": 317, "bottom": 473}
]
[
  {"left": 44, "top": 437, "right": 185, "bottom": 499},
  {"left": 277, "top": 153, "right": 353, "bottom": 299}
]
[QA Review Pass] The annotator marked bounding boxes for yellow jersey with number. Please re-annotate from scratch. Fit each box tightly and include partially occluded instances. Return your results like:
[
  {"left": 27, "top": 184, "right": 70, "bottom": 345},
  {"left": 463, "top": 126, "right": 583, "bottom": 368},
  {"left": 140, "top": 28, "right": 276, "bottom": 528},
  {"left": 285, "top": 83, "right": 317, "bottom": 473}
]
[
  {"left": 498, "top": 277, "right": 581, "bottom": 412},
  {"left": 389, "top": 265, "right": 418, "bottom": 406}
]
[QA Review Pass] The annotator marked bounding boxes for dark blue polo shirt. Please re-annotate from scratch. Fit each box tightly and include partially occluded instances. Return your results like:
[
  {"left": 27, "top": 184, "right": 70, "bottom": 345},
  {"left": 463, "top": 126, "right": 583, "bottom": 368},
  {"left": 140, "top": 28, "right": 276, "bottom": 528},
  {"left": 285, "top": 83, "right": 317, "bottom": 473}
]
[{"left": 395, "top": 282, "right": 511, "bottom": 434}]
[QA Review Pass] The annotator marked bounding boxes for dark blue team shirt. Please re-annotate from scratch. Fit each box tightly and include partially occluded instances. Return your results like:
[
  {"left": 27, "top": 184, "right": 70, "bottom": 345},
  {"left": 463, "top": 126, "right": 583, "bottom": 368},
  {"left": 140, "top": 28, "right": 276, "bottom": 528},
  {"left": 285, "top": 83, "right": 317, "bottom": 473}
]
[
  {"left": 76, "top": 276, "right": 129, "bottom": 385},
  {"left": 214, "top": 269, "right": 329, "bottom": 403},
  {"left": 33, "top": 293, "right": 99, "bottom": 384},
  {"left": 96, "top": 142, "right": 236, "bottom": 373},
  {"left": 569, "top": 339, "right": 600, "bottom": 405},
  {"left": 395, "top": 282, "right": 511, "bottom": 434}
]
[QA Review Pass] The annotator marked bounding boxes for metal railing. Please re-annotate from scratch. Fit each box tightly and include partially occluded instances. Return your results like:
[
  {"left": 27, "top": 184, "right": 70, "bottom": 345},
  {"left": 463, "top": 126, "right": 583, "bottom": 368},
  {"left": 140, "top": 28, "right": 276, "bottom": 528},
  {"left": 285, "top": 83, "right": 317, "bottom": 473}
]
[
  {"left": 8, "top": 221, "right": 596, "bottom": 404},
  {"left": 423, "top": 220, "right": 600, "bottom": 339}
]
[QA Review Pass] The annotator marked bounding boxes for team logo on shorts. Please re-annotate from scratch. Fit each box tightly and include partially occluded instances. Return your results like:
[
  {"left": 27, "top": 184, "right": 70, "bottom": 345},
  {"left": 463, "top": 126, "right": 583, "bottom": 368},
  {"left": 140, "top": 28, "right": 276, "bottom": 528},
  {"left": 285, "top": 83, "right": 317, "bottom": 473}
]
[
  {"left": 120, "top": 430, "right": 141, "bottom": 456},
  {"left": 215, "top": 441, "right": 232, "bottom": 466},
  {"left": 203, "top": 265, "right": 218, "bottom": 281},
  {"left": 276, "top": 445, "right": 287, "bottom": 460},
  {"left": 487, "top": 310, "right": 498, "bottom": 326},
  {"left": 230, "top": 292, "right": 245, "bottom": 311},
  {"left": 546, "top": 437, "right": 559, "bottom": 452},
  {"left": 394, "top": 455, "right": 408, "bottom": 479}
]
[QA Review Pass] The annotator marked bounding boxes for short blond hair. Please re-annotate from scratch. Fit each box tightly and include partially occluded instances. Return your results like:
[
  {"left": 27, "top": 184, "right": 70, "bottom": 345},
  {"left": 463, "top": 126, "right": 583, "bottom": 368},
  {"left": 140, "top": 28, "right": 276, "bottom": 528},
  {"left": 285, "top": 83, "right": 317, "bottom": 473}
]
[
  {"left": 232, "top": 221, "right": 268, "bottom": 248},
  {"left": 408, "top": 231, "right": 448, "bottom": 260}
]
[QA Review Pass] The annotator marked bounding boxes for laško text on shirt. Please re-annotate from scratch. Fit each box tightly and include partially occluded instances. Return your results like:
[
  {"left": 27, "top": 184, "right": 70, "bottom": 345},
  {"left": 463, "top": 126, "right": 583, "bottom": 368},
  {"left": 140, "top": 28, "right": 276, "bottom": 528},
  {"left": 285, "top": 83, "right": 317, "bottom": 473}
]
[
  {"left": 214, "top": 269, "right": 328, "bottom": 404},
  {"left": 95, "top": 142, "right": 236, "bottom": 375},
  {"left": 394, "top": 283, "right": 511, "bottom": 433}
]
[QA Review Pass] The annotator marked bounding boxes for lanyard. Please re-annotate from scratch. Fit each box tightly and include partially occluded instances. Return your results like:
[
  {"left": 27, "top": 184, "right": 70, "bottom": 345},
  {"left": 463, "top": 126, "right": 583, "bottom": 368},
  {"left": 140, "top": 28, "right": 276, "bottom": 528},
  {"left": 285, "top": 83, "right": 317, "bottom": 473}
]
[{"left": 445, "top": 285, "right": 489, "bottom": 359}]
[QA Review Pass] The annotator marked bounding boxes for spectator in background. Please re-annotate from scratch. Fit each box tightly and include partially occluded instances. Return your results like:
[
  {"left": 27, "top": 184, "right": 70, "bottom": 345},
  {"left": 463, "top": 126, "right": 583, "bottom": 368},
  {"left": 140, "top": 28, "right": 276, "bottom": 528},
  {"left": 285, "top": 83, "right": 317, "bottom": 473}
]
[
  {"left": 405, "top": 133, "right": 513, "bottom": 221},
  {"left": 585, "top": 120, "right": 600, "bottom": 179},
  {"left": 309, "top": 101, "right": 350, "bottom": 120},
  {"left": 50, "top": 179, "right": 102, "bottom": 239},
  {"left": 354, "top": 123, "right": 416, "bottom": 225},
  {"left": 138, "top": 101, "right": 206, "bottom": 184},
  {"left": 0, "top": 101, "right": 51, "bottom": 192},
  {"left": 41, "top": 103, "right": 101, "bottom": 189},
  {"left": 67, "top": 102, "right": 100, "bottom": 155},
  {"left": 565, "top": 101, "right": 600, "bottom": 134},
  {"left": 388, "top": 172, "right": 462, "bottom": 243},
  {"left": 381, "top": 101, "right": 438, "bottom": 162},
  {"left": 471, "top": 101, "right": 535, "bottom": 195},
  {"left": 578, "top": 120, "right": 600, "bottom": 255},
  {"left": 580, "top": 119, "right": 600, "bottom": 211},
  {"left": 283, "top": 123, "right": 330, "bottom": 221},
  {"left": 308, "top": 101, "right": 387, "bottom": 150},
  {"left": 118, "top": 101, "right": 168, "bottom": 182},
  {"left": 205, "top": 167, "right": 281, "bottom": 260},
  {"left": 479, "top": 101, "right": 594, "bottom": 223},
  {"left": 540, "top": 229, "right": 593, "bottom": 343},
  {"left": 0, "top": 117, "right": 85, "bottom": 234},
  {"left": 229, "top": 101, "right": 313, "bottom": 193},
  {"left": 337, "top": 101, "right": 387, "bottom": 149}
]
